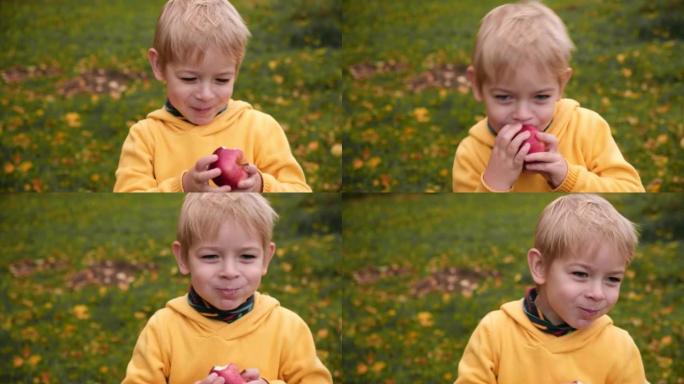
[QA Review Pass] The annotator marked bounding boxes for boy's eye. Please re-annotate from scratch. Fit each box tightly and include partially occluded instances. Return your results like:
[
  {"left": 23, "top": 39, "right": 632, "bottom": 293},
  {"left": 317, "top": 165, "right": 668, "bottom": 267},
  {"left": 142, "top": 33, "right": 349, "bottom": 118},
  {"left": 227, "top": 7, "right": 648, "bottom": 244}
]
[
  {"left": 494, "top": 95, "right": 511, "bottom": 102},
  {"left": 180, "top": 77, "right": 197, "bottom": 82},
  {"left": 608, "top": 276, "right": 622, "bottom": 284},
  {"left": 216, "top": 78, "right": 231, "bottom": 84},
  {"left": 200, "top": 254, "right": 219, "bottom": 260},
  {"left": 535, "top": 94, "right": 551, "bottom": 101},
  {"left": 572, "top": 271, "right": 588, "bottom": 278}
]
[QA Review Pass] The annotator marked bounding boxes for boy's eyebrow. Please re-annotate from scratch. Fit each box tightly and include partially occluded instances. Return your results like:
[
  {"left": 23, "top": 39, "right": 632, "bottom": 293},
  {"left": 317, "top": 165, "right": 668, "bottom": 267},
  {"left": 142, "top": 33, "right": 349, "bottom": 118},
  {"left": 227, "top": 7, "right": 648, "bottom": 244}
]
[
  {"left": 489, "top": 87, "right": 556, "bottom": 94},
  {"left": 568, "top": 262, "right": 625, "bottom": 275}
]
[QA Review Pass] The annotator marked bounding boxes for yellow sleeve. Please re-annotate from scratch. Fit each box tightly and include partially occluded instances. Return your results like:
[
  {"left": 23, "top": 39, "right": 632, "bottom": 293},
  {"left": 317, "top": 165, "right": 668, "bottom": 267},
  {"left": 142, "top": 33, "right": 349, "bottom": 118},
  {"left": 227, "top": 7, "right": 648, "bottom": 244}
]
[
  {"left": 268, "top": 311, "right": 332, "bottom": 384},
  {"left": 556, "top": 113, "right": 645, "bottom": 192},
  {"left": 253, "top": 115, "right": 312, "bottom": 192},
  {"left": 113, "top": 123, "right": 184, "bottom": 192},
  {"left": 122, "top": 313, "right": 169, "bottom": 384},
  {"left": 452, "top": 137, "right": 493, "bottom": 192},
  {"left": 609, "top": 333, "right": 648, "bottom": 384},
  {"left": 454, "top": 313, "right": 499, "bottom": 384}
]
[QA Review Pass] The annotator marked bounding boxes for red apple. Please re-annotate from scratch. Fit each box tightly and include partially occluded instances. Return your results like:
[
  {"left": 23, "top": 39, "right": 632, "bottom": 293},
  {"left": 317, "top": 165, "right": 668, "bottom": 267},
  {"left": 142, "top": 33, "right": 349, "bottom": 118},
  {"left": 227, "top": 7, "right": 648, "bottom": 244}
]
[
  {"left": 209, "top": 363, "right": 246, "bottom": 384},
  {"left": 520, "top": 124, "right": 546, "bottom": 154},
  {"left": 210, "top": 147, "right": 247, "bottom": 189}
]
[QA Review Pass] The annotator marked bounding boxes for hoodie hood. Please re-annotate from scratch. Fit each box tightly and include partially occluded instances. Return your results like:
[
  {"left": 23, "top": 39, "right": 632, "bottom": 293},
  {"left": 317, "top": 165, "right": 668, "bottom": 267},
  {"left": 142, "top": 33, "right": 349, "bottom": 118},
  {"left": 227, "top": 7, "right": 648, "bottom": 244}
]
[
  {"left": 146, "top": 99, "right": 253, "bottom": 136},
  {"left": 467, "top": 98, "right": 581, "bottom": 149},
  {"left": 166, "top": 291, "right": 280, "bottom": 340},
  {"left": 500, "top": 299, "right": 613, "bottom": 354}
]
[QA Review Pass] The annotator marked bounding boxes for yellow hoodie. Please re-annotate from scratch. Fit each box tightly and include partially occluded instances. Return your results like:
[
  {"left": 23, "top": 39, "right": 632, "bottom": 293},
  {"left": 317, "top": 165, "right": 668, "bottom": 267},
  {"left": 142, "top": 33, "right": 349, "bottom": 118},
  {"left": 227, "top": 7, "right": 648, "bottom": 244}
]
[
  {"left": 122, "top": 292, "right": 332, "bottom": 384},
  {"left": 455, "top": 299, "right": 647, "bottom": 384},
  {"left": 114, "top": 100, "right": 311, "bottom": 192},
  {"left": 452, "top": 99, "right": 645, "bottom": 192}
]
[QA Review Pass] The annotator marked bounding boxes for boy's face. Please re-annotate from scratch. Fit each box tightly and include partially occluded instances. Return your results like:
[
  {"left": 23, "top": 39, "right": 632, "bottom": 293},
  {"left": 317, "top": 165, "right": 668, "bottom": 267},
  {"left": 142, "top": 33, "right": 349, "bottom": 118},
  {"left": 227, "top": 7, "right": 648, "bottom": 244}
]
[
  {"left": 149, "top": 46, "right": 237, "bottom": 125},
  {"left": 469, "top": 63, "right": 571, "bottom": 132},
  {"left": 528, "top": 241, "right": 626, "bottom": 330},
  {"left": 173, "top": 220, "right": 275, "bottom": 311}
]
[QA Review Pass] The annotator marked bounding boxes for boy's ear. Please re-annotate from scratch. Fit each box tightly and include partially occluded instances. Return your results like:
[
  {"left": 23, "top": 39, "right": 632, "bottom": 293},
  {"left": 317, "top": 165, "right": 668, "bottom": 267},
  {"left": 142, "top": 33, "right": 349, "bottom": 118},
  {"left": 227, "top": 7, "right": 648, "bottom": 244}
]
[
  {"left": 559, "top": 67, "right": 573, "bottom": 94},
  {"left": 527, "top": 248, "right": 547, "bottom": 285},
  {"left": 148, "top": 48, "right": 166, "bottom": 82},
  {"left": 466, "top": 65, "right": 483, "bottom": 102},
  {"left": 261, "top": 242, "right": 276, "bottom": 276},
  {"left": 172, "top": 241, "right": 191, "bottom": 275}
]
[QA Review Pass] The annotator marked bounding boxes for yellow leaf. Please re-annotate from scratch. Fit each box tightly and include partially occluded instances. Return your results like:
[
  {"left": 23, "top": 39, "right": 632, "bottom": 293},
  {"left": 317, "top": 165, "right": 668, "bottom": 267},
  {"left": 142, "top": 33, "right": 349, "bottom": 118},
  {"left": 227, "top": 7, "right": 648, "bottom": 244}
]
[
  {"left": 660, "top": 335, "right": 672, "bottom": 348},
  {"left": 616, "top": 53, "right": 626, "bottom": 63},
  {"left": 73, "top": 304, "right": 90, "bottom": 320},
  {"left": 330, "top": 143, "right": 342, "bottom": 157},
  {"left": 417, "top": 311, "right": 434, "bottom": 327},
  {"left": 356, "top": 363, "right": 368, "bottom": 375},
  {"left": 280, "top": 262, "right": 292, "bottom": 272},
  {"left": 368, "top": 157, "right": 381, "bottom": 169},
  {"left": 28, "top": 355, "right": 41, "bottom": 366},
  {"left": 64, "top": 112, "right": 81, "bottom": 128},
  {"left": 268, "top": 60, "right": 278, "bottom": 70},
  {"left": 18, "top": 161, "right": 32, "bottom": 173},
  {"left": 656, "top": 134, "right": 668, "bottom": 145},
  {"left": 307, "top": 141, "right": 319, "bottom": 151},
  {"left": 353, "top": 159, "right": 363, "bottom": 170},
  {"left": 4, "top": 163, "right": 15, "bottom": 174},
  {"left": 621, "top": 68, "right": 632, "bottom": 78},
  {"left": 372, "top": 361, "right": 386, "bottom": 373},
  {"left": 272, "top": 74, "right": 284, "bottom": 84},
  {"left": 13, "top": 356, "right": 23, "bottom": 367},
  {"left": 413, "top": 107, "right": 430, "bottom": 123},
  {"left": 317, "top": 328, "right": 329, "bottom": 339}
]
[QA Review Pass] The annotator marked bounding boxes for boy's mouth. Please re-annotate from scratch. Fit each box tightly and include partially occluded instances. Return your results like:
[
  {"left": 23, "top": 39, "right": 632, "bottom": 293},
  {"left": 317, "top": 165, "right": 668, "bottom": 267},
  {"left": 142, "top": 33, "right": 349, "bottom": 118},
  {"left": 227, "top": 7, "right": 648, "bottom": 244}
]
[
  {"left": 217, "top": 287, "right": 241, "bottom": 297},
  {"left": 578, "top": 307, "right": 600, "bottom": 318}
]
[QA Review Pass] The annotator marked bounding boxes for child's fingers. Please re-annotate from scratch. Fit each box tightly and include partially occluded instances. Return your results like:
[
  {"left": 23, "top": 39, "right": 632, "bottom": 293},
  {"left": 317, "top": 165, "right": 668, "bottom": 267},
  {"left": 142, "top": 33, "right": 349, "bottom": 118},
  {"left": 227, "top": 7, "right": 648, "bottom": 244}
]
[
  {"left": 497, "top": 123, "right": 524, "bottom": 143},
  {"left": 196, "top": 154, "right": 219, "bottom": 171},
  {"left": 242, "top": 163, "right": 258, "bottom": 175},
  {"left": 535, "top": 132, "right": 558, "bottom": 151},
  {"left": 241, "top": 368, "right": 260, "bottom": 380}
]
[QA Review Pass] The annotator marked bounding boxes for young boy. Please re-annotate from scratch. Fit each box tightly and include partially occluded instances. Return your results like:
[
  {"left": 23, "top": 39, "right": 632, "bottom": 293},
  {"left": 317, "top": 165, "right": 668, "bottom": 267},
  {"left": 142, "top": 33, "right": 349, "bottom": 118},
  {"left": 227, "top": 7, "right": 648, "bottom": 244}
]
[
  {"left": 454, "top": 194, "right": 647, "bottom": 383},
  {"left": 114, "top": 0, "right": 311, "bottom": 192},
  {"left": 122, "top": 194, "right": 332, "bottom": 384},
  {"left": 452, "top": 1, "right": 644, "bottom": 192}
]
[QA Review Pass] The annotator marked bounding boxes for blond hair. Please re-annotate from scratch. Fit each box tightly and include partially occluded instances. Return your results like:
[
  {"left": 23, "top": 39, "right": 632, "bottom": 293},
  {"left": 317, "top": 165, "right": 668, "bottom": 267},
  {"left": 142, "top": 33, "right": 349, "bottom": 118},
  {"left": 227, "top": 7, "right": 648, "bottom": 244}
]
[
  {"left": 534, "top": 194, "right": 638, "bottom": 266},
  {"left": 176, "top": 193, "right": 278, "bottom": 259},
  {"left": 153, "top": 0, "right": 251, "bottom": 70},
  {"left": 472, "top": 1, "right": 574, "bottom": 91}
]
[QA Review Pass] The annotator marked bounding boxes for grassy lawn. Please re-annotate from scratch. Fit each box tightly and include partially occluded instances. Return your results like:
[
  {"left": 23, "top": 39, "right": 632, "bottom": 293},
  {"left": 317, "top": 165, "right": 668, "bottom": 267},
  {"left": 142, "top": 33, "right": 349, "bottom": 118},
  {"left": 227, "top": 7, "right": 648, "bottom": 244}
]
[
  {"left": 0, "top": 193, "right": 342, "bottom": 383},
  {"left": 342, "top": 194, "right": 683, "bottom": 383},
  {"left": 342, "top": 0, "right": 684, "bottom": 192},
  {"left": 0, "top": 0, "right": 341, "bottom": 191}
]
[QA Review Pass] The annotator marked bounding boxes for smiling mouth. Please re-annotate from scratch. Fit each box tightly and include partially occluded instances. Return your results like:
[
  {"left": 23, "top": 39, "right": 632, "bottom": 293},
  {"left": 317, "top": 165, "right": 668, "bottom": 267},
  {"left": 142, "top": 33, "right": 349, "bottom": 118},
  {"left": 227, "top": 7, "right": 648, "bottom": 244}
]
[{"left": 579, "top": 307, "right": 600, "bottom": 317}]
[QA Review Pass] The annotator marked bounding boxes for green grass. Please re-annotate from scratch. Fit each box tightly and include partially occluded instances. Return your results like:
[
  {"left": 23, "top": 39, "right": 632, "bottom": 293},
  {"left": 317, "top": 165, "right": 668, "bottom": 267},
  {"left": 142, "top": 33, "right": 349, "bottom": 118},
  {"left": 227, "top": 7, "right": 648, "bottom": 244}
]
[
  {"left": 0, "top": 0, "right": 341, "bottom": 191},
  {"left": 342, "top": 194, "right": 684, "bottom": 383},
  {"left": 0, "top": 193, "right": 342, "bottom": 383},
  {"left": 342, "top": 0, "right": 684, "bottom": 191}
]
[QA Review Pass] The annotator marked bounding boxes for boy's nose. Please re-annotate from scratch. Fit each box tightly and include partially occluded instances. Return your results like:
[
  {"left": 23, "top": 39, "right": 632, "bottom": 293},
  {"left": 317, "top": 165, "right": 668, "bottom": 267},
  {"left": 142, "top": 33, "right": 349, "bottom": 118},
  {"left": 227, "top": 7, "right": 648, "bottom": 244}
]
[
  {"left": 219, "top": 259, "right": 239, "bottom": 277},
  {"left": 513, "top": 102, "right": 533, "bottom": 120},
  {"left": 585, "top": 280, "right": 605, "bottom": 300},
  {"left": 195, "top": 83, "right": 213, "bottom": 100}
]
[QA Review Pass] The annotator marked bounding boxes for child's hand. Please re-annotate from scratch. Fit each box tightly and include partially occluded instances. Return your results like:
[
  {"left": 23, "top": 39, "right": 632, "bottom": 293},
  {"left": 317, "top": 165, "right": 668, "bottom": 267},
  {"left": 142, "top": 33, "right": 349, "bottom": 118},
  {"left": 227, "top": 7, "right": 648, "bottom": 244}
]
[
  {"left": 241, "top": 368, "right": 268, "bottom": 384},
  {"left": 194, "top": 372, "right": 226, "bottom": 384},
  {"left": 523, "top": 132, "right": 568, "bottom": 188},
  {"left": 182, "top": 155, "right": 233, "bottom": 192},
  {"left": 483, "top": 123, "right": 531, "bottom": 191},
  {"left": 233, "top": 164, "right": 263, "bottom": 192}
]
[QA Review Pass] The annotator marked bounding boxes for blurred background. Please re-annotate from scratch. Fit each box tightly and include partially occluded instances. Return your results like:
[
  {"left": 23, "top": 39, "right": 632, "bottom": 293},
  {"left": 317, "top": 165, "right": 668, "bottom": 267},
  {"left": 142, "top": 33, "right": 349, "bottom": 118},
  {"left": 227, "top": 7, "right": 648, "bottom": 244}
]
[
  {"left": 342, "top": 0, "right": 684, "bottom": 192},
  {"left": 342, "top": 193, "right": 683, "bottom": 383},
  {"left": 0, "top": 193, "right": 341, "bottom": 383},
  {"left": 0, "top": 0, "right": 341, "bottom": 191}
]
